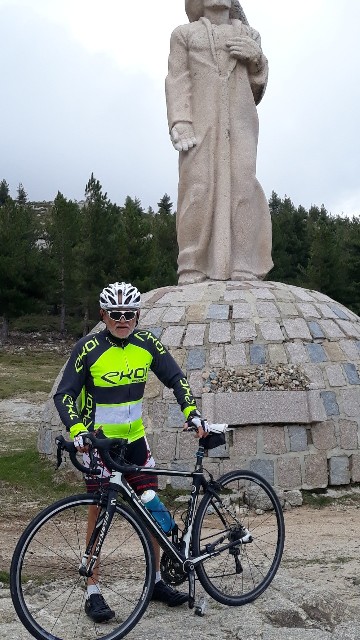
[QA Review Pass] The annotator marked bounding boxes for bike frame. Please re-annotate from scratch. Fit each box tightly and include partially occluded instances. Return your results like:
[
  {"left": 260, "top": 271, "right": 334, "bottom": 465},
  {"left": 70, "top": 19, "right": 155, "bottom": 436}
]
[{"left": 81, "top": 444, "right": 235, "bottom": 588}]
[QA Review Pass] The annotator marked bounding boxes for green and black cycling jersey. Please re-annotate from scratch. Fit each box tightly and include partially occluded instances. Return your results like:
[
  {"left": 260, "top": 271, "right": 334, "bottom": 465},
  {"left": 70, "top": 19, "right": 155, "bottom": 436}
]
[{"left": 54, "top": 328, "right": 197, "bottom": 442}]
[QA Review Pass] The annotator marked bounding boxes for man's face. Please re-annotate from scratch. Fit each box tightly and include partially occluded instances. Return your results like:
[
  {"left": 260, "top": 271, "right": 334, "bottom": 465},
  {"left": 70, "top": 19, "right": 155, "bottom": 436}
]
[
  {"left": 203, "top": 0, "right": 232, "bottom": 10},
  {"left": 102, "top": 308, "right": 138, "bottom": 340}
]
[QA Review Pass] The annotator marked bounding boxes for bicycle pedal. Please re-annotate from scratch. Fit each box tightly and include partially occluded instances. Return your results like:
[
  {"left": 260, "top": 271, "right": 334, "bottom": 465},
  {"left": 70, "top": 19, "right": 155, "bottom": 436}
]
[{"left": 194, "top": 596, "right": 207, "bottom": 616}]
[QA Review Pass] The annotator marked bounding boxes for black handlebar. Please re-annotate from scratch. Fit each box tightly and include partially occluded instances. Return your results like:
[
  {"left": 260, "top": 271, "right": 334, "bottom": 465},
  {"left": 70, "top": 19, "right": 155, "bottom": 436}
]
[{"left": 55, "top": 433, "right": 139, "bottom": 475}]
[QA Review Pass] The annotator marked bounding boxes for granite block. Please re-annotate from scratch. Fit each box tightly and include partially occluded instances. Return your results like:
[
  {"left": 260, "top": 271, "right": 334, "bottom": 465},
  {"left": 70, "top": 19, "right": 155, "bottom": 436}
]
[
  {"left": 340, "top": 389, "right": 360, "bottom": 417},
  {"left": 329, "top": 456, "right": 350, "bottom": 485},
  {"left": 202, "top": 390, "right": 327, "bottom": 425},
  {"left": 339, "top": 420, "right": 358, "bottom": 450},
  {"left": 329, "top": 304, "right": 350, "bottom": 320},
  {"left": 259, "top": 321, "right": 284, "bottom": 342},
  {"left": 186, "top": 348, "right": 206, "bottom": 370},
  {"left": 249, "top": 459, "right": 274, "bottom": 485},
  {"left": 335, "top": 320, "right": 360, "bottom": 338},
  {"left": 323, "top": 342, "right": 343, "bottom": 362},
  {"left": 250, "top": 344, "right": 266, "bottom": 364},
  {"left": 325, "top": 364, "right": 346, "bottom": 387},
  {"left": 339, "top": 339, "right": 360, "bottom": 361},
  {"left": 318, "top": 319, "right": 345, "bottom": 340},
  {"left": 277, "top": 457, "right": 302, "bottom": 490},
  {"left": 320, "top": 391, "right": 339, "bottom": 416},
  {"left": 307, "top": 322, "right": 325, "bottom": 339},
  {"left": 262, "top": 426, "right": 287, "bottom": 454},
  {"left": 162, "top": 307, "right": 185, "bottom": 323},
  {"left": 311, "top": 422, "right": 336, "bottom": 450},
  {"left": 183, "top": 324, "right": 206, "bottom": 347},
  {"left": 234, "top": 322, "right": 257, "bottom": 342},
  {"left": 303, "top": 453, "right": 328, "bottom": 488},
  {"left": 209, "top": 321, "right": 231, "bottom": 343},
  {"left": 286, "top": 342, "right": 309, "bottom": 364},
  {"left": 288, "top": 425, "right": 308, "bottom": 452},
  {"left": 268, "top": 344, "right": 288, "bottom": 365},
  {"left": 343, "top": 363, "right": 360, "bottom": 385},
  {"left": 302, "top": 364, "right": 325, "bottom": 390},
  {"left": 306, "top": 344, "right": 327, "bottom": 363},
  {"left": 232, "top": 303, "right": 252, "bottom": 319},
  {"left": 161, "top": 325, "right": 185, "bottom": 347},
  {"left": 350, "top": 453, "right": 360, "bottom": 482},
  {"left": 283, "top": 319, "right": 312, "bottom": 340},
  {"left": 225, "top": 344, "right": 247, "bottom": 366},
  {"left": 256, "top": 302, "right": 280, "bottom": 317},
  {"left": 209, "top": 346, "right": 225, "bottom": 366},
  {"left": 206, "top": 304, "right": 230, "bottom": 320},
  {"left": 297, "top": 303, "right": 321, "bottom": 318},
  {"left": 233, "top": 426, "right": 258, "bottom": 456}
]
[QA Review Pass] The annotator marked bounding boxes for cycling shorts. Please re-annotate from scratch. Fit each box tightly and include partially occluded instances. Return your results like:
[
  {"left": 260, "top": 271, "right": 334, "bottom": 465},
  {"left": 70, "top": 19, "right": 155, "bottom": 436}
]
[{"left": 83, "top": 435, "right": 158, "bottom": 495}]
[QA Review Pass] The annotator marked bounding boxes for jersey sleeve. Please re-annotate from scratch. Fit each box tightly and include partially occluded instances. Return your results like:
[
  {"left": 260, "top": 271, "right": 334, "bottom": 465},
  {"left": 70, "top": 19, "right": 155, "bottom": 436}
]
[
  {"left": 149, "top": 336, "right": 197, "bottom": 417},
  {"left": 53, "top": 339, "right": 88, "bottom": 434}
]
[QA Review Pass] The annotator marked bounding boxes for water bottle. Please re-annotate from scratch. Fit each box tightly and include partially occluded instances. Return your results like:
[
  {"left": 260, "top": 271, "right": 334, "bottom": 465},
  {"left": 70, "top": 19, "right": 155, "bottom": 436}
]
[{"left": 141, "top": 490, "right": 175, "bottom": 534}]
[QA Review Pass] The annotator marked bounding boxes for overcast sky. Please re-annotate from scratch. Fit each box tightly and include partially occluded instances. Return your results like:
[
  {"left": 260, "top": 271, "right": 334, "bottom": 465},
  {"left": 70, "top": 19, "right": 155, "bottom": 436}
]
[{"left": 0, "top": 0, "right": 359, "bottom": 217}]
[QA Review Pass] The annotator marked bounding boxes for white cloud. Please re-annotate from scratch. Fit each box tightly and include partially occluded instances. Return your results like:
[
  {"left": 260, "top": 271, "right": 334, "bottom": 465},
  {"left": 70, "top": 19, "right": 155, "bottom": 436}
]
[{"left": 0, "top": 0, "right": 359, "bottom": 216}]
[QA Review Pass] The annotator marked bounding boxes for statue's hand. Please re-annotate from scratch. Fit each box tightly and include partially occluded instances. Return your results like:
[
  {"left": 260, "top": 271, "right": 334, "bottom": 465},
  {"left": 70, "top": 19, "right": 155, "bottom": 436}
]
[
  {"left": 226, "top": 35, "right": 263, "bottom": 66},
  {"left": 170, "top": 122, "right": 197, "bottom": 152}
]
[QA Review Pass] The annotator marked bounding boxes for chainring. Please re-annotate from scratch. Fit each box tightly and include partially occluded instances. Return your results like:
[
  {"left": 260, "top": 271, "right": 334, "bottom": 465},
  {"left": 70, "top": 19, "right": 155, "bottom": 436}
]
[{"left": 160, "top": 552, "right": 187, "bottom": 586}]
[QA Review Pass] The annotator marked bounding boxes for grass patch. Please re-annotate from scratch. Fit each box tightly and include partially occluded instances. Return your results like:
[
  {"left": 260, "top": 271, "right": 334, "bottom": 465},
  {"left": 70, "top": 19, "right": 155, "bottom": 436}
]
[
  {"left": 0, "top": 350, "right": 68, "bottom": 398},
  {"left": 302, "top": 488, "right": 360, "bottom": 509},
  {"left": 0, "top": 570, "right": 10, "bottom": 584},
  {"left": 283, "top": 556, "right": 354, "bottom": 568},
  {"left": 302, "top": 491, "right": 334, "bottom": 509},
  {"left": 0, "top": 444, "right": 82, "bottom": 504}
]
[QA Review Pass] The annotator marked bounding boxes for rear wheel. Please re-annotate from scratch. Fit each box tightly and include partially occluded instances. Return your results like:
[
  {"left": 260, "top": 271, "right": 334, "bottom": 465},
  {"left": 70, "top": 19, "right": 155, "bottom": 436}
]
[
  {"left": 192, "top": 470, "right": 285, "bottom": 606},
  {"left": 10, "top": 494, "right": 155, "bottom": 640}
]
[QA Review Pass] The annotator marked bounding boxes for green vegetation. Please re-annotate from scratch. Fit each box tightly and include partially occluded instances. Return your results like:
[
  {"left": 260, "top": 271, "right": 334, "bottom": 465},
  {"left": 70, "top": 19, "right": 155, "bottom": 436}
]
[
  {"left": 302, "top": 488, "right": 360, "bottom": 509},
  {"left": 0, "top": 442, "right": 82, "bottom": 504},
  {"left": 0, "top": 178, "right": 178, "bottom": 340},
  {"left": 2, "top": 178, "right": 360, "bottom": 341},
  {"left": 0, "top": 349, "right": 81, "bottom": 508},
  {"left": 0, "top": 570, "right": 10, "bottom": 584},
  {"left": 0, "top": 350, "right": 68, "bottom": 399}
]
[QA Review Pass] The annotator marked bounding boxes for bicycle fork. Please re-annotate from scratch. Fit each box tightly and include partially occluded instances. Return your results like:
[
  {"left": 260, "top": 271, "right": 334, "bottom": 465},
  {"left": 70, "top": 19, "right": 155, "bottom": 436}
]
[{"left": 79, "top": 495, "right": 117, "bottom": 578}]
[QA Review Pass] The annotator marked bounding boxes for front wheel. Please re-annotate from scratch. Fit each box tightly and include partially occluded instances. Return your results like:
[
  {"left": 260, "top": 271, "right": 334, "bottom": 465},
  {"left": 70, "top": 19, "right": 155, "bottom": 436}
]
[
  {"left": 10, "top": 494, "right": 155, "bottom": 640},
  {"left": 192, "top": 470, "right": 285, "bottom": 606}
]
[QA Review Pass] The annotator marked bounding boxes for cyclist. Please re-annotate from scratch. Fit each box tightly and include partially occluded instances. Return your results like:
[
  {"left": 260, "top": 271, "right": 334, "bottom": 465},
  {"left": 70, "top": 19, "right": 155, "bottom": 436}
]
[{"left": 54, "top": 281, "right": 204, "bottom": 622}]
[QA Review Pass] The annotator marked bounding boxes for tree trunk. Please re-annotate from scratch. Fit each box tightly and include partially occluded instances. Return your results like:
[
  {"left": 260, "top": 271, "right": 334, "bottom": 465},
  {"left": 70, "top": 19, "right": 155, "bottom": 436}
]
[{"left": 83, "top": 307, "right": 89, "bottom": 336}]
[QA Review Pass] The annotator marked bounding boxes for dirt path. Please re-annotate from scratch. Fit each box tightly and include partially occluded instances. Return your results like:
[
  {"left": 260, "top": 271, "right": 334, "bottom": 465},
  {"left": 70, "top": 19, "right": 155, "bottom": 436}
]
[{"left": 1, "top": 399, "right": 360, "bottom": 639}]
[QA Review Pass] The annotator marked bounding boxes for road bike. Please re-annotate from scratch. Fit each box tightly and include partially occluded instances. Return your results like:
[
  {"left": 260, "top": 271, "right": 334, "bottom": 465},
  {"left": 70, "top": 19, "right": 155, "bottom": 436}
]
[{"left": 10, "top": 426, "right": 285, "bottom": 640}]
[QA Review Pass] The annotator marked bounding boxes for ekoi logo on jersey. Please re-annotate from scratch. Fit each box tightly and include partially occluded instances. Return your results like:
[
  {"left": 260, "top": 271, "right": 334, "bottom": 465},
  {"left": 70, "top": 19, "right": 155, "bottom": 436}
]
[
  {"left": 134, "top": 330, "right": 166, "bottom": 355},
  {"left": 101, "top": 366, "right": 149, "bottom": 385},
  {"left": 74, "top": 337, "right": 100, "bottom": 373},
  {"left": 179, "top": 377, "right": 195, "bottom": 405}
]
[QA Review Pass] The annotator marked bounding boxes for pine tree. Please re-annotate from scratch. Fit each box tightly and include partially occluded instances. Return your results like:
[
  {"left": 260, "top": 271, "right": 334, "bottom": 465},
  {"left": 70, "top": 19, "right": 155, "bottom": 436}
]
[
  {"left": 0, "top": 179, "right": 10, "bottom": 206},
  {"left": 0, "top": 198, "right": 49, "bottom": 341},
  {"left": 47, "top": 192, "right": 81, "bottom": 333},
  {"left": 17, "top": 183, "right": 28, "bottom": 205}
]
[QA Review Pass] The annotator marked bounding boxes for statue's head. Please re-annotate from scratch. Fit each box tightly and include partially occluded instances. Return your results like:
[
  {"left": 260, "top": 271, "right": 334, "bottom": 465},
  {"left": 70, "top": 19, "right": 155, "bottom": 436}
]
[{"left": 185, "top": 0, "right": 249, "bottom": 24}]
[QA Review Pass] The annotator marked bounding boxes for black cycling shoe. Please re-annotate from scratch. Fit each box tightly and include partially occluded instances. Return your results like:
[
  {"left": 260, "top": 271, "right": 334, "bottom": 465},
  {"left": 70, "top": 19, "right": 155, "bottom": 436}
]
[
  {"left": 85, "top": 593, "right": 115, "bottom": 623},
  {"left": 151, "top": 580, "right": 188, "bottom": 607}
]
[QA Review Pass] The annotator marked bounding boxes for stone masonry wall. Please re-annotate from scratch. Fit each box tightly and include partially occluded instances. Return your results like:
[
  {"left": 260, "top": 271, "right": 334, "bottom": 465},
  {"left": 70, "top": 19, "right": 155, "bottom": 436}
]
[{"left": 39, "top": 280, "right": 360, "bottom": 492}]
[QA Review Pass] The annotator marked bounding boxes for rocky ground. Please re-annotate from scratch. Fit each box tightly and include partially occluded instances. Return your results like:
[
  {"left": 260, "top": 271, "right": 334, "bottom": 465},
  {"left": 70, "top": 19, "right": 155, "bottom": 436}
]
[{"left": 1, "top": 396, "right": 360, "bottom": 639}]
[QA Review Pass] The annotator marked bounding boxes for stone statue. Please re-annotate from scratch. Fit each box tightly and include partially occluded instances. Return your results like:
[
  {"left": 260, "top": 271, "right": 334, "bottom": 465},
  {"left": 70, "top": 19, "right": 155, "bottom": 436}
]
[{"left": 166, "top": 0, "right": 273, "bottom": 284}]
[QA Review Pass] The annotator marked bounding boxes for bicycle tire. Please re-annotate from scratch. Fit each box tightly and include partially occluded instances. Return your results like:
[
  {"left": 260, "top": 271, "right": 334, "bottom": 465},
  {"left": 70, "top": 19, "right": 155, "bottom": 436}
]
[
  {"left": 10, "top": 493, "right": 155, "bottom": 640},
  {"left": 192, "top": 469, "right": 285, "bottom": 606}
]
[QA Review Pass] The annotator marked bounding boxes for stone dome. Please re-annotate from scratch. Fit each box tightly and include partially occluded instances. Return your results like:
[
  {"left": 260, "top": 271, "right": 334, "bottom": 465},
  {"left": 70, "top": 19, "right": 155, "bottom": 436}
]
[{"left": 39, "top": 280, "right": 360, "bottom": 493}]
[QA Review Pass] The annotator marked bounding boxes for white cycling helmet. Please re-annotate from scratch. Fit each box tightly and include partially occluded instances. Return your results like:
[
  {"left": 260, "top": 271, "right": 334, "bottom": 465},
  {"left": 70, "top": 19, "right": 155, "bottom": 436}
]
[{"left": 99, "top": 282, "right": 141, "bottom": 310}]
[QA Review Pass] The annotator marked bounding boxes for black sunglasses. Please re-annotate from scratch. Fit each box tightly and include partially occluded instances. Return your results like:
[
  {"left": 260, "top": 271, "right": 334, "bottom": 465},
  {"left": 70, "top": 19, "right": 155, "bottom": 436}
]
[{"left": 107, "top": 310, "right": 137, "bottom": 321}]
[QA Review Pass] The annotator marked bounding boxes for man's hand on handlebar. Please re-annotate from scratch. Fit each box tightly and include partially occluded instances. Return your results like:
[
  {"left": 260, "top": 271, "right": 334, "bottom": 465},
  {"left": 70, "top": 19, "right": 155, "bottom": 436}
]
[
  {"left": 183, "top": 410, "right": 210, "bottom": 439},
  {"left": 73, "top": 431, "right": 90, "bottom": 452}
]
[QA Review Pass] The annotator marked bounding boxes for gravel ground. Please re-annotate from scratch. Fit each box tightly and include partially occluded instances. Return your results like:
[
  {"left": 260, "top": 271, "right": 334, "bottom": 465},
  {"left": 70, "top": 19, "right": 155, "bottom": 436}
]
[{"left": 1, "top": 399, "right": 360, "bottom": 640}]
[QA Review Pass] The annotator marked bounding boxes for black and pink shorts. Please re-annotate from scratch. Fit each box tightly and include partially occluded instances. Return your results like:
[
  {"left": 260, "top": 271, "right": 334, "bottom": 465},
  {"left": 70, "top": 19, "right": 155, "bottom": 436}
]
[{"left": 83, "top": 435, "right": 158, "bottom": 495}]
